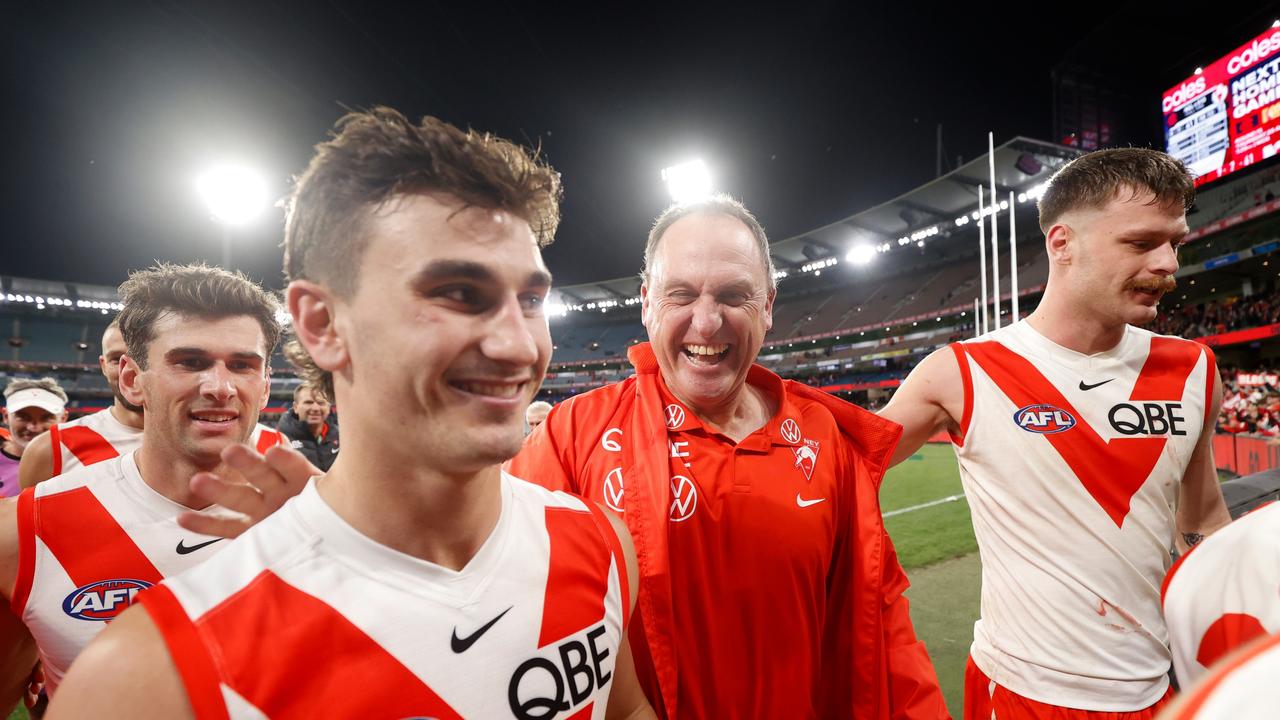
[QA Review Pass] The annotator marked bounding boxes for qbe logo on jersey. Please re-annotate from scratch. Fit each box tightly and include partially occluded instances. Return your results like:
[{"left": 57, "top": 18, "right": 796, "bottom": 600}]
[
  {"left": 1013, "top": 404, "right": 1077, "bottom": 435},
  {"left": 63, "top": 578, "right": 153, "bottom": 621}
]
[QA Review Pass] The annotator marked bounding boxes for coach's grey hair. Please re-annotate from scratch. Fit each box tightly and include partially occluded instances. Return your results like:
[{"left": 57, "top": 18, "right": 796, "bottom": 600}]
[{"left": 642, "top": 195, "right": 776, "bottom": 291}]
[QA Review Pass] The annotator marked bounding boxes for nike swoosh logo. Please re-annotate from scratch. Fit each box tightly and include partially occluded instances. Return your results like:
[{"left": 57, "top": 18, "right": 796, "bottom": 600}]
[
  {"left": 451, "top": 606, "right": 513, "bottom": 653},
  {"left": 175, "top": 537, "right": 225, "bottom": 555},
  {"left": 795, "top": 494, "right": 826, "bottom": 508},
  {"left": 1078, "top": 379, "right": 1115, "bottom": 391}
]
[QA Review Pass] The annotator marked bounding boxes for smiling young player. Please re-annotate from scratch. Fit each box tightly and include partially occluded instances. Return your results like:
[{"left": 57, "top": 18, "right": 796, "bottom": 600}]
[{"left": 0, "top": 263, "right": 281, "bottom": 712}]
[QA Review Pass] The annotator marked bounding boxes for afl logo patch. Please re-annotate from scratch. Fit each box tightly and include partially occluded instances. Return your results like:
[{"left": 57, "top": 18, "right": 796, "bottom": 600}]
[
  {"left": 63, "top": 578, "right": 153, "bottom": 621},
  {"left": 1013, "top": 404, "right": 1077, "bottom": 434}
]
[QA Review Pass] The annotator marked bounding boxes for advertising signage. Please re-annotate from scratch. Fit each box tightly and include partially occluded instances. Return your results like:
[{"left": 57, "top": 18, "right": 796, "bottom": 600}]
[{"left": 1163, "top": 25, "right": 1280, "bottom": 186}]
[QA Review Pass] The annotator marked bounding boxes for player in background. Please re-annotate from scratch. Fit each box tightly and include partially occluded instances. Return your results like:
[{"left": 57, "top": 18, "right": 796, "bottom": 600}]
[
  {"left": 524, "top": 399, "right": 552, "bottom": 432},
  {"left": 1161, "top": 501, "right": 1280, "bottom": 686},
  {"left": 1, "top": 380, "right": 68, "bottom": 498},
  {"left": 50, "top": 108, "right": 654, "bottom": 720},
  {"left": 879, "top": 148, "right": 1230, "bottom": 719},
  {"left": 0, "top": 263, "right": 282, "bottom": 713},
  {"left": 20, "top": 318, "right": 284, "bottom": 490}
]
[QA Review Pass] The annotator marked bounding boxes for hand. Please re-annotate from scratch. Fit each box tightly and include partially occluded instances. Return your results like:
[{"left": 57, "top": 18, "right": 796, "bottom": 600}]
[
  {"left": 24, "top": 662, "right": 44, "bottom": 713},
  {"left": 177, "top": 443, "right": 320, "bottom": 539}
]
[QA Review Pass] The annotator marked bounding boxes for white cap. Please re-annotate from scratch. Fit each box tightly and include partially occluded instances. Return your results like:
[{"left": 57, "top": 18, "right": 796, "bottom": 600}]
[{"left": 5, "top": 388, "right": 66, "bottom": 416}]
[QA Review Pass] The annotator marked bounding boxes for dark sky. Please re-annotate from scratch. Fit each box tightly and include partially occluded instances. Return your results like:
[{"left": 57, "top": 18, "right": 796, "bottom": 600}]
[{"left": 4, "top": 2, "right": 1279, "bottom": 290}]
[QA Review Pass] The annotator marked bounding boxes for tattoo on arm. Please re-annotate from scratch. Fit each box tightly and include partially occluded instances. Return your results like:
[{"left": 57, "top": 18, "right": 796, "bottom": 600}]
[{"left": 1182, "top": 532, "right": 1205, "bottom": 548}]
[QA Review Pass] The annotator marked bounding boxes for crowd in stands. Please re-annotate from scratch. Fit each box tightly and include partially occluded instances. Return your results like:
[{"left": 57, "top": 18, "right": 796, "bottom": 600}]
[
  {"left": 1147, "top": 288, "right": 1279, "bottom": 338},
  {"left": 1218, "top": 367, "right": 1280, "bottom": 437}
]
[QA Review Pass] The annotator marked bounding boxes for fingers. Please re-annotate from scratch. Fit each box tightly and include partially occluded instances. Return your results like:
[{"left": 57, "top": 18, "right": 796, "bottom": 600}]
[
  {"left": 188, "top": 472, "right": 264, "bottom": 517},
  {"left": 177, "top": 510, "right": 251, "bottom": 540},
  {"left": 221, "top": 444, "right": 284, "bottom": 494},
  {"left": 263, "top": 445, "right": 322, "bottom": 487}
]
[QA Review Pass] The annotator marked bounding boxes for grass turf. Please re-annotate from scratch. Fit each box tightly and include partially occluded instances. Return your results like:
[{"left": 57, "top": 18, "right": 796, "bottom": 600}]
[{"left": 881, "top": 443, "right": 978, "bottom": 569}]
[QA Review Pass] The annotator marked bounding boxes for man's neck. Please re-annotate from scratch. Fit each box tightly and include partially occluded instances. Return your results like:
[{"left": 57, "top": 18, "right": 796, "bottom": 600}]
[
  {"left": 1024, "top": 289, "right": 1127, "bottom": 356},
  {"left": 314, "top": 435, "right": 501, "bottom": 572},
  {"left": 133, "top": 443, "right": 220, "bottom": 509},
  {"left": 1, "top": 440, "right": 20, "bottom": 458},
  {"left": 109, "top": 402, "right": 145, "bottom": 430},
  {"left": 306, "top": 421, "right": 325, "bottom": 438},
  {"left": 684, "top": 381, "right": 777, "bottom": 444}
]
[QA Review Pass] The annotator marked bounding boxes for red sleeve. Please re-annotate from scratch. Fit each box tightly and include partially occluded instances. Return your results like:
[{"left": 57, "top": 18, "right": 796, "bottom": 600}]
[
  {"left": 504, "top": 404, "right": 577, "bottom": 493},
  {"left": 136, "top": 585, "right": 229, "bottom": 720},
  {"left": 880, "top": 533, "right": 950, "bottom": 720}
]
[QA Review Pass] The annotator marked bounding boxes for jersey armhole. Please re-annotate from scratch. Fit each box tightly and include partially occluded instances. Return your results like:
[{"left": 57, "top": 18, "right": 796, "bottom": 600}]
[
  {"left": 49, "top": 424, "right": 62, "bottom": 477},
  {"left": 582, "top": 502, "right": 631, "bottom": 632},
  {"left": 1160, "top": 541, "right": 1203, "bottom": 606},
  {"left": 10, "top": 488, "right": 37, "bottom": 616},
  {"left": 947, "top": 343, "right": 974, "bottom": 447},
  {"left": 137, "top": 585, "right": 230, "bottom": 720},
  {"left": 1202, "top": 345, "right": 1218, "bottom": 429}
]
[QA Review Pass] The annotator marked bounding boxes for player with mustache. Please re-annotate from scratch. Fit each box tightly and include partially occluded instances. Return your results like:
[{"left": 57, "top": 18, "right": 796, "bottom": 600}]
[{"left": 880, "top": 148, "right": 1231, "bottom": 719}]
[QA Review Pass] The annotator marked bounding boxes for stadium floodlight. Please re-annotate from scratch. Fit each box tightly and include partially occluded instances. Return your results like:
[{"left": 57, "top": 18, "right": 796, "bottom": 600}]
[
  {"left": 197, "top": 166, "right": 267, "bottom": 226},
  {"left": 845, "top": 244, "right": 876, "bottom": 266},
  {"left": 661, "top": 159, "right": 712, "bottom": 204}
]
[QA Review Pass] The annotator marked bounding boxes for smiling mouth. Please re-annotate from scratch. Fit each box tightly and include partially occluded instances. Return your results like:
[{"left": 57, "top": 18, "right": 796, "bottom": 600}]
[
  {"left": 449, "top": 380, "right": 526, "bottom": 399},
  {"left": 190, "top": 410, "right": 239, "bottom": 425},
  {"left": 681, "top": 343, "right": 730, "bottom": 365}
]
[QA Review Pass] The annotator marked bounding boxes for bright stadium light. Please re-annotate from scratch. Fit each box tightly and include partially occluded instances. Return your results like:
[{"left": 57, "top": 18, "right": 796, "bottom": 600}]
[
  {"left": 197, "top": 166, "right": 268, "bottom": 225},
  {"left": 661, "top": 159, "right": 712, "bottom": 204},
  {"left": 845, "top": 243, "right": 876, "bottom": 266}
]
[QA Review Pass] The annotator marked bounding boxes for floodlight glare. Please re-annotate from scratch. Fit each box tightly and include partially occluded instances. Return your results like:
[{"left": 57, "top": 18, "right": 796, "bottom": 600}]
[
  {"left": 197, "top": 166, "right": 268, "bottom": 225},
  {"left": 845, "top": 243, "right": 876, "bottom": 266},
  {"left": 661, "top": 159, "right": 712, "bottom": 204}
]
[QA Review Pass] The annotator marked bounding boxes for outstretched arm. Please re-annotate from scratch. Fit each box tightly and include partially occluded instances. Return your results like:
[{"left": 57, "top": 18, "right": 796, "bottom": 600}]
[{"left": 879, "top": 346, "right": 966, "bottom": 467}]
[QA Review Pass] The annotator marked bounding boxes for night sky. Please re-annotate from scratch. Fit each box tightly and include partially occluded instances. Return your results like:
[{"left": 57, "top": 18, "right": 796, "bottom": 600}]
[{"left": 4, "top": 2, "right": 1279, "bottom": 290}]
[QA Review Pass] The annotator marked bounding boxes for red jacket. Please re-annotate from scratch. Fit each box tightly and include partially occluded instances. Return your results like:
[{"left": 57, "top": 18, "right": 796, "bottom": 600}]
[{"left": 508, "top": 344, "right": 947, "bottom": 719}]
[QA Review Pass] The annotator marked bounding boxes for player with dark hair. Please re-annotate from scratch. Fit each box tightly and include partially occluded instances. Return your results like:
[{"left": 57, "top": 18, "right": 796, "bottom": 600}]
[
  {"left": 0, "top": 263, "right": 282, "bottom": 713},
  {"left": 881, "top": 147, "right": 1231, "bottom": 719},
  {"left": 49, "top": 108, "right": 654, "bottom": 720}
]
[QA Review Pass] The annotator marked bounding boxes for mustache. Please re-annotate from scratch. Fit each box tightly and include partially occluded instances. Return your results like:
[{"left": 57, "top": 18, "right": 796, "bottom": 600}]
[{"left": 1124, "top": 276, "right": 1177, "bottom": 294}]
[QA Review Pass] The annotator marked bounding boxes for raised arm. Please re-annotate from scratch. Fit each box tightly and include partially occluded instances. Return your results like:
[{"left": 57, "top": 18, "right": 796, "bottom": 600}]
[
  {"left": 17, "top": 432, "right": 55, "bottom": 489},
  {"left": 879, "top": 345, "right": 966, "bottom": 467},
  {"left": 1175, "top": 363, "right": 1230, "bottom": 554}
]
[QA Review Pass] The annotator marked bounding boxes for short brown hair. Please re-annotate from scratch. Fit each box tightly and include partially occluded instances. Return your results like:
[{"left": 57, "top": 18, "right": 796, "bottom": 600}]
[
  {"left": 643, "top": 194, "right": 775, "bottom": 290},
  {"left": 1037, "top": 148, "right": 1195, "bottom": 233},
  {"left": 281, "top": 107, "right": 561, "bottom": 398},
  {"left": 292, "top": 382, "right": 329, "bottom": 403},
  {"left": 117, "top": 263, "right": 282, "bottom": 369}
]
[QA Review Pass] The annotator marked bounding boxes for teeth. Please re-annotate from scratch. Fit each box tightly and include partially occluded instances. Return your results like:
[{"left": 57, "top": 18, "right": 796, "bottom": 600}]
[
  {"left": 684, "top": 344, "right": 728, "bottom": 356},
  {"left": 193, "top": 413, "right": 235, "bottom": 422},
  {"left": 456, "top": 382, "right": 521, "bottom": 398}
]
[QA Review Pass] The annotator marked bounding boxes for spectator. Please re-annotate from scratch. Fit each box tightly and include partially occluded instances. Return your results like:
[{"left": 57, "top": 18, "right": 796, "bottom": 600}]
[
  {"left": 1, "top": 378, "right": 68, "bottom": 497},
  {"left": 276, "top": 383, "right": 339, "bottom": 472},
  {"left": 524, "top": 400, "right": 552, "bottom": 432}
]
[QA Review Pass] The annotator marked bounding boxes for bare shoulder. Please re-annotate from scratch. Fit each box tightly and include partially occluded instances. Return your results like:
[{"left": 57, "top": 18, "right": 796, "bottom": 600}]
[
  {"left": 46, "top": 603, "right": 194, "bottom": 719},
  {"left": 903, "top": 344, "right": 965, "bottom": 399},
  {"left": 17, "top": 432, "right": 53, "bottom": 489}
]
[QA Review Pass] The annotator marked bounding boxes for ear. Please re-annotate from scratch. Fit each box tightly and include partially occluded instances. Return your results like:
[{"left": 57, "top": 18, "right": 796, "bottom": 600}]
[
  {"left": 57, "top": 410, "right": 68, "bottom": 423},
  {"left": 1045, "top": 222, "right": 1074, "bottom": 266},
  {"left": 763, "top": 287, "right": 777, "bottom": 333},
  {"left": 287, "top": 280, "right": 348, "bottom": 375},
  {"left": 639, "top": 284, "right": 651, "bottom": 325},
  {"left": 119, "top": 355, "right": 146, "bottom": 409}
]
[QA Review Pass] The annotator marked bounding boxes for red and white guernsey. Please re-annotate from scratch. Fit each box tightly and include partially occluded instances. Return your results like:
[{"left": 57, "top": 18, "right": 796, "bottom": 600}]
[
  {"left": 12, "top": 451, "right": 234, "bottom": 695},
  {"left": 140, "top": 472, "right": 630, "bottom": 720},
  {"left": 1161, "top": 502, "right": 1280, "bottom": 686},
  {"left": 50, "top": 409, "right": 283, "bottom": 476},
  {"left": 1162, "top": 632, "right": 1280, "bottom": 719},
  {"left": 951, "top": 320, "right": 1214, "bottom": 710}
]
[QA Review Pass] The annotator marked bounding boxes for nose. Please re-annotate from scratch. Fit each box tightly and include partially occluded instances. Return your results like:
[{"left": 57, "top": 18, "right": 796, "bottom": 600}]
[
  {"left": 200, "top": 363, "right": 236, "bottom": 403},
  {"left": 1152, "top": 242, "right": 1179, "bottom": 275},
  {"left": 479, "top": 295, "right": 541, "bottom": 367},
  {"left": 689, "top": 295, "right": 724, "bottom": 338}
]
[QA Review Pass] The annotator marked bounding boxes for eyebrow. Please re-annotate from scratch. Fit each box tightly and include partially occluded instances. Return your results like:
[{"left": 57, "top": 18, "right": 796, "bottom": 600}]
[
  {"left": 411, "top": 260, "right": 553, "bottom": 289},
  {"left": 164, "top": 348, "right": 265, "bottom": 363}
]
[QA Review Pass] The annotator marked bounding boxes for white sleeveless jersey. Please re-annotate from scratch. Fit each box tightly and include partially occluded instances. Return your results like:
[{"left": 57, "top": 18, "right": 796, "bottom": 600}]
[
  {"left": 12, "top": 451, "right": 232, "bottom": 695},
  {"left": 140, "top": 473, "right": 630, "bottom": 720},
  {"left": 1164, "top": 633, "right": 1280, "bottom": 720},
  {"left": 952, "top": 321, "right": 1214, "bottom": 710},
  {"left": 49, "top": 408, "right": 143, "bottom": 476},
  {"left": 50, "top": 411, "right": 281, "bottom": 477},
  {"left": 1162, "top": 502, "right": 1280, "bottom": 686}
]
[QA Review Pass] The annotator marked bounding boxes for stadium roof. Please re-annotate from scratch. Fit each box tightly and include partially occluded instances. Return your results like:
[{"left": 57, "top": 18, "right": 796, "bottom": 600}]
[{"left": 549, "top": 136, "right": 1081, "bottom": 312}]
